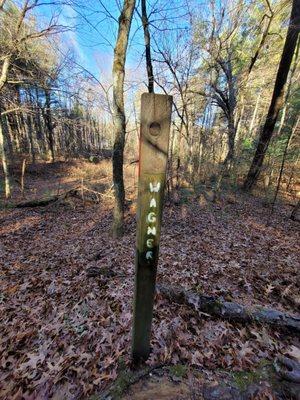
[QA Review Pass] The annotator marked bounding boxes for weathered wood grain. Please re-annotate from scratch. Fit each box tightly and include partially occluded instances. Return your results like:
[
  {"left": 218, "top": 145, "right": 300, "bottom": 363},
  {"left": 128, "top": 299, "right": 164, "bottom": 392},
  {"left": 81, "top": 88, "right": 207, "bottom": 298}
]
[{"left": 132, "top": 93, "right": 172, "bottom": 362}]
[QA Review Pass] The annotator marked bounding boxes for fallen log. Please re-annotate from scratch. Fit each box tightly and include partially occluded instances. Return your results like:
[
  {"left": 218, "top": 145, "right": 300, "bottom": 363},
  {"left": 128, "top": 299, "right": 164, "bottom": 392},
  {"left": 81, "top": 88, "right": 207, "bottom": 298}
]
[
  {"left": 15, "top": 195, "right": 60, "bottom": 208},
  {"left": 275, "top": 356, "right": 300, "bottom": 383},
  {"left": 158, "top": 285, "right": 300, "bottom": 334},
  {"left": 14, "top": 185, "right": 104, "bottom": 208}
]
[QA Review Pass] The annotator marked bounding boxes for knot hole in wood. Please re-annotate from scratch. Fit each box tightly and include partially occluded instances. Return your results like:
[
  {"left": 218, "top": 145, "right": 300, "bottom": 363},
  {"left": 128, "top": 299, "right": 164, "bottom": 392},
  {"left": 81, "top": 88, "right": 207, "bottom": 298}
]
[{"left": 149, "top": 122, "right": 161, "bottom": 137}]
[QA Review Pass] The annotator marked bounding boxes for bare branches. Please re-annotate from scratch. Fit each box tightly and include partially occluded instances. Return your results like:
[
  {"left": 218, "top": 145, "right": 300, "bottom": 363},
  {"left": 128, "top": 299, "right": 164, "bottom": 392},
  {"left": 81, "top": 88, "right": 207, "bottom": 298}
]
[{"left": 248, "top": 0, "right": 274, "bottom": 76}]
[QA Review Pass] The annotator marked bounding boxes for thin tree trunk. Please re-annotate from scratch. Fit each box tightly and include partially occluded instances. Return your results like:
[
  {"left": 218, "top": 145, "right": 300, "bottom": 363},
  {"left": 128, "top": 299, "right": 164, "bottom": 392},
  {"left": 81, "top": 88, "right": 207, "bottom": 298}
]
[
  {"left": 223, "top": 117, "right": 236, "bottom": 170},
  {"left": 44, "top": 88, "right": 55, "bottom": 162},
  {"left": 243, "top": 0, "right": 300, "bottom": 191},
  {"left": 112, "top": 0, "right": 136, "bottom": 237},
  {"left": 249, "top": 90, "right": 261, "bottom": 137},
  {"left": 141, "top": 0, "right": 154, "bottom": 93},
  {"left": 176, "top": 122, "right": 183, "bottom": 189},
  {"left": 276, "top": 38, "right": 300, "bottom": 137},
  {"left": 0, "top": 55, "right": 11, "bottom": 92},
  {"left": 234, "top": 102, "right": 244, "bottom": 147},
  {"left": 0, "top": 54, "right": 12, "bottom": 198},
  {"left": 167, "top": 125, "right": 175, "bottom": 196},
  {"left": 21, "top": 158, "right": 26, "bottom": 197},
  {"left": 3, "top": 115, "right": 13, "bottom": 156},
  {"left": 28, "top": 116, "right": 35, "bottom": 162},
  {"left": 26, "top": 111, "right": 36, "bottom": 164},
  {"left": 0, "top": 110, "right": 11, "bottom": 198},
  {"left": 271, "top": 116, "right": 299, "bottom": 213},
  {"left": 248, "top": 4, "right": 274, "bottom": 76},
  {"left": 35, "top": 87, "right": 46, "bottom": 154}
]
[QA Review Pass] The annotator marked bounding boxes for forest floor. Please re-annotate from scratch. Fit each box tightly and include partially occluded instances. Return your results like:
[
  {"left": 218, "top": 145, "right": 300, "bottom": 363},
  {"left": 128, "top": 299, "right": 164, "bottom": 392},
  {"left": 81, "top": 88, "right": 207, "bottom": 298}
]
[{"left": 0, "top": 159, "right": 299, "bottom": 400}]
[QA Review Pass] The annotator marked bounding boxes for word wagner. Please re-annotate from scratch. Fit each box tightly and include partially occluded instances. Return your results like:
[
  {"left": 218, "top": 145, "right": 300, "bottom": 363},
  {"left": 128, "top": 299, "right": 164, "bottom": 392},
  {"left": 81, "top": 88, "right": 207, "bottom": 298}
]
[{"left": 144, "top": 181, "right": 161, "bottom": 262}]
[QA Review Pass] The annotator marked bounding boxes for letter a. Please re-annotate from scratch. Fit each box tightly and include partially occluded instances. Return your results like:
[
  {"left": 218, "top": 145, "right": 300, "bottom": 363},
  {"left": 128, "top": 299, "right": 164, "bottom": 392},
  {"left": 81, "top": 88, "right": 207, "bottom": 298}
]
[{"left": 150, "top": 198, "right": 157, "bottom": 208}]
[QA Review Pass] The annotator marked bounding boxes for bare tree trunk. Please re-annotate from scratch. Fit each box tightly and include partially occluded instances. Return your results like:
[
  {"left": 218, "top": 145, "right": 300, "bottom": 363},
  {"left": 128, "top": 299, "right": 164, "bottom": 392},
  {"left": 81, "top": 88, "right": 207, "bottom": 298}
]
[
  {"left": 26, "top": 113, "right": 36, "bottom": 164},
  {"left": 248, "top": 2, "right": 274, "bottom": 76},
  {"left": 35, "top": 87, "right": 46, "bottom": 154},
  {"left": 243, "top": 0, "right": 300, "bottom": 191},
  {"left": 276, "top": 38, "right": 300, "bottom": 138},
  {"left": 223, "top": 117, "right": 236, "bottom": 170},
  {"left": 21, "top": 158, "right": 26, "bottom": 198},
  {"left": 141, "top": 0, "right": 154, "bottom": 93},
  {"left": 249, "top": 90, "right": 262, "bottom": 137},
  {"left": 271, "top": 116, "right": 299, "bottom": 213},
  {"left": 234, "top": 101, "right": 244, "bottom": 147},
  {"left": 0, "top": 110, "right": 11, "bottom": 198},
  {"left": 44, "top": 88, "right": 55, "bottom": 162},
  {"left": 112, "top": 0, "right": 136, "bottom": 237},
  {"left": 176, "top": 123, "right": 183, "bottom": 189},
  {"left": 0, "top": 55, "right": 10, "bottom": 92},
  {"left": 0, "top": 56, "right": 12, "bottom": 198}
]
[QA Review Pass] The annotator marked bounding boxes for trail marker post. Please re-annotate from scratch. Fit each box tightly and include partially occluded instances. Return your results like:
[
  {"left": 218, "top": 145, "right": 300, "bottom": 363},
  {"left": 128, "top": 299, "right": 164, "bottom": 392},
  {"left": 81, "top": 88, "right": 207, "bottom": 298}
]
[{"left": 132, "top": 93, "right": 172, "bottom": 362}]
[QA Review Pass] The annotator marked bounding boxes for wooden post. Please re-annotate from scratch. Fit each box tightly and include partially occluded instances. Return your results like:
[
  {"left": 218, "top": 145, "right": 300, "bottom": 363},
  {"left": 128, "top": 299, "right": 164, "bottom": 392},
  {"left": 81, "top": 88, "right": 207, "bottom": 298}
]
[{"left": 132, "top": 93, "right": 172, "bottom": 362}]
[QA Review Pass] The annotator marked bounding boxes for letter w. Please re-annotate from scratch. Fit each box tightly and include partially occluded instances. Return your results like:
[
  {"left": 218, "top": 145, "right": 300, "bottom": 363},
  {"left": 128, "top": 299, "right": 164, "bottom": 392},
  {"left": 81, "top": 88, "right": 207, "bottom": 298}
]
[{"left": 150, "top": 182, "right": 161, "bottom": 192}]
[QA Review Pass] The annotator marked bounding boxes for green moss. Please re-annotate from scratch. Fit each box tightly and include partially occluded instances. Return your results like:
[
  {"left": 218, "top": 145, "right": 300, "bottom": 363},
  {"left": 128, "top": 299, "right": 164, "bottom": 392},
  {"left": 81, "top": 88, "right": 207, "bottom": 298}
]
[
  {"left": 231, "top": 370, "right": 260, "bottom": 391},
  {"left": 203, "top": 299, "right": 222, "bottom": 315},
  {"left": 110, "top": 359, "right": 135, "bottom": 399},
  {"left": 0, "top": 201, "right": 14, "bottom": 209},
  {"left": 231, "top": 363, "right": 276, "bottom": 392},
  {"left": 169, "top": 364, "right": 188, "bottom": 379}
]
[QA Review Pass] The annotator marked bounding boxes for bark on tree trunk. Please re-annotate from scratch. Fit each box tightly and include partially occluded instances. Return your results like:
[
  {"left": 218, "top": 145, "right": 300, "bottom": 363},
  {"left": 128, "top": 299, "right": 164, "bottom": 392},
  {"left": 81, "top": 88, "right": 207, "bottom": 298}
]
[
  {"left": 35, "top": 87, "right": 46, "bottom": 154},
  {"left": 141, "top": 0, "right": 154, "bottom": 93},
  {"left": 26, "top": 113, "right": 36, "bottom": 164},
  {"left": 271, "top": 116, "right": 299, "bottom": 213},
  {"left": 112, "top": 0, "right": 136, "bottom": 238},
  {"left": 223, "top": 117, "right": 236, "bottom": 170},
  {"left": 276, "top": 38, "right": 300, "bottom": 138},
  {"left": 243, "top": 0, "right": 300, "bottom": 191},
  {"left": 0, "top": 55, "right": 12, "bottom": 198},
  {"left": 44, "top": 88, "right": 55, "bottom": 163},
  {"left": 176, "top": 123, "right": 183, "bottom": 189},
  {"left": 0, "top": 110, "right": 11, "bottom": 198},
  {"left": 249, "top": 90, "right": 262, "bottom": 137}
]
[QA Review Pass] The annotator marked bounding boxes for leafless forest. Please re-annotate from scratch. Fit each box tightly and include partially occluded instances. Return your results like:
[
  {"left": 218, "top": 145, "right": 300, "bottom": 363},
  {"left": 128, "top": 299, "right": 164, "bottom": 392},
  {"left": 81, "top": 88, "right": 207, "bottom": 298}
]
[{"left": 0, "top": 0, "right": 299, "bottom": 399}]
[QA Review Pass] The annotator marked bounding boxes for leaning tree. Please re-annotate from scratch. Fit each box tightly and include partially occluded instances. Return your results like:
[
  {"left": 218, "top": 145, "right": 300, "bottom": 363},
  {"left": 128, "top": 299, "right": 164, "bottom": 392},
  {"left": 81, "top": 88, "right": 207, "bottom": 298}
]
[{"left": 243, "top": 0, "right": 300, "bottom": 191}]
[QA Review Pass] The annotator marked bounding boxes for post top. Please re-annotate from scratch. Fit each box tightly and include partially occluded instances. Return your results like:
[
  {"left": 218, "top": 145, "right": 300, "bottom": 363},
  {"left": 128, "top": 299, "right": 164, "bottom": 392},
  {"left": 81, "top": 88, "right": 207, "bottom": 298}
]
[{"left": 141, "top": 92, "right": 173, "bottom": 101}]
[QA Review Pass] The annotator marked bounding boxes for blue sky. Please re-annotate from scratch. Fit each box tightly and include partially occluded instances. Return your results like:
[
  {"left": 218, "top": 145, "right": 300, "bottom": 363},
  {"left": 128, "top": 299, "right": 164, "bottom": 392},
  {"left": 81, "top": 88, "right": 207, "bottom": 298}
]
[
  {"left": 35, "top": 1, "right": 145, "bottom": 82},
  {"left": 34, "top": 0, "right": 197, "bottom": 86}
]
